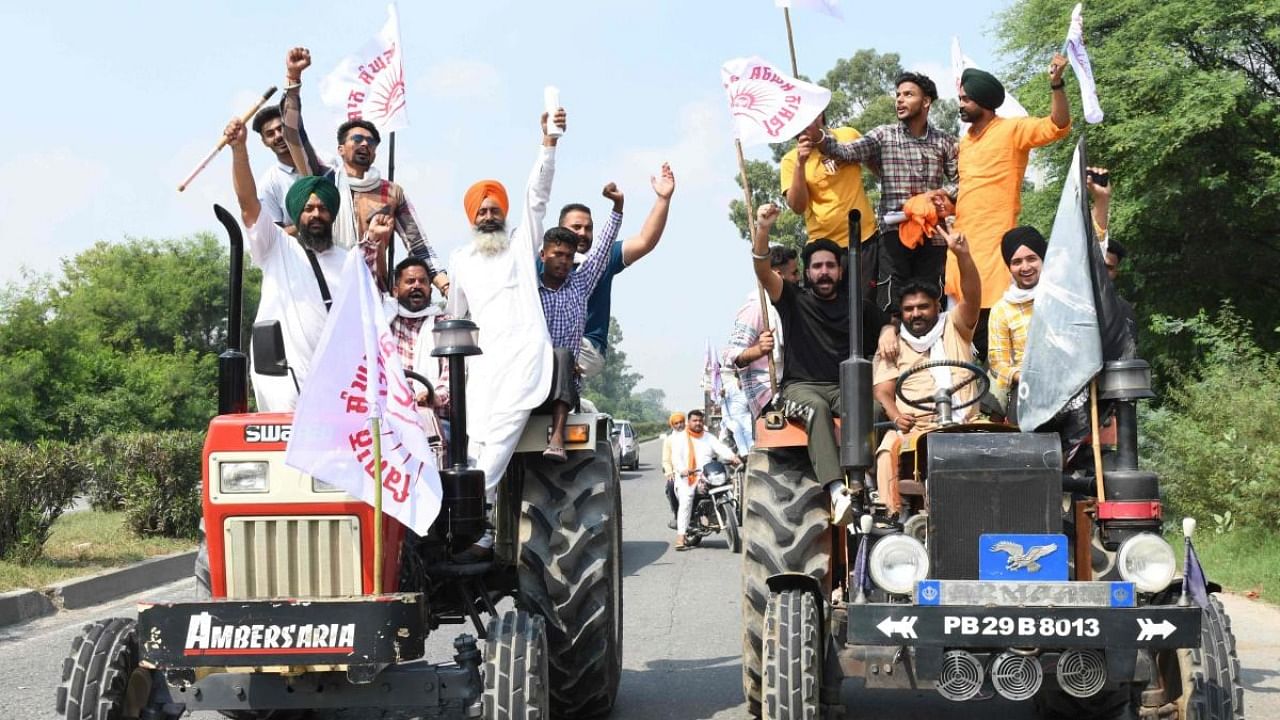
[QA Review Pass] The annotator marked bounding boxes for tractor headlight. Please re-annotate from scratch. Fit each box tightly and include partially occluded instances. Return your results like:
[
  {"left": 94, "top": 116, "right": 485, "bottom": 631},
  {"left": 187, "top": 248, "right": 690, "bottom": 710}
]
[
  {"left": 219, "top": 461, "right": 269, "bottom": 494},
  {"left": 869, "top": 534, "right": 930, "bottom": 595},
  {"left": 1117, "top": 533, "right": 1176, "bottom": 593}
]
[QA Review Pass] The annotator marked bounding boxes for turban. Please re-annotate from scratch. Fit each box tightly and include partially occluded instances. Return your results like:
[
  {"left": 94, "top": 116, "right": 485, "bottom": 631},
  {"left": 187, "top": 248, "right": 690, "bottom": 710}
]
[
  {"left": 1001, "top": 226, "right": 1048, "bottom": 266},
  {"left": 463, "top": 180, "right": 509, "bottom": 224},
  {"left": 285, "top": 176, "right": 341, "bottom": 227},
  {"left": 960, "top": 68, "right": 1005, "bottom": 111},
  {"left": 668, "top": 412, "right": 686, "bottom": 428},
  {"left": 897, "top": 192, "right": 953, "bottom": 250}
]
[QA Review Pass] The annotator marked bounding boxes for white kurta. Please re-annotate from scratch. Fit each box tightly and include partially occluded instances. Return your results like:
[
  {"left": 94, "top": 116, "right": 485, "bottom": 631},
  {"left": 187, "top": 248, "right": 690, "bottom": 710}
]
[
  {"left": 446, "top": 145, "right": 556, "bottom": 489},
  {"left": 246, "top": 212, "right": 347, "bottom": 412},
  {"left": 669, "top": 430, "right": 738, "bottom": 536},
  {"left": 257, "top": 161, "right": 299, "bottom": 227}
]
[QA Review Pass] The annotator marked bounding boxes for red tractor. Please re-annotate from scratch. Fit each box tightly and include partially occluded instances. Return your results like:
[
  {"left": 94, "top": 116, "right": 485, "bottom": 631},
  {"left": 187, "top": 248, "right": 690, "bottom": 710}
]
[
  {"left": 55, "top": 205, "right": 623, "bottom": 720},
  {"left": 740, "top": 211, "right": 1243, "bottom": 719}
]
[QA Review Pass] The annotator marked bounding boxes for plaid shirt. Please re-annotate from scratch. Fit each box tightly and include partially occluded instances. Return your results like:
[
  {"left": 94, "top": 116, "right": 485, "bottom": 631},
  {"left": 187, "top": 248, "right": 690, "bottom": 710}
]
[
  {"left": 820, "top": 122, "right": 959, "bottom": 221},
  {"left": 987, "top": 294, "right": 1035, "bottom": 387},
  {"left": 539, "top": 210, "right": 623, "bottom": 357},
  {"left": 392, "top": 315, "right": 428, "bottom": 370}
]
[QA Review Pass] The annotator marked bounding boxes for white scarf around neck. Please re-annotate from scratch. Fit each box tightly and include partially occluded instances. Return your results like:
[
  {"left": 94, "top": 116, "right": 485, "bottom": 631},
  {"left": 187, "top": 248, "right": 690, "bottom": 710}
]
[
  {"left": 333, "top": 164, "right": 385, "bottom": 250},
  {"left": 1002, "top": 283, "right": 1037, "bottom": 305},
  {"left": 395, "top": 302, "right": 439, "bottom": 320}
]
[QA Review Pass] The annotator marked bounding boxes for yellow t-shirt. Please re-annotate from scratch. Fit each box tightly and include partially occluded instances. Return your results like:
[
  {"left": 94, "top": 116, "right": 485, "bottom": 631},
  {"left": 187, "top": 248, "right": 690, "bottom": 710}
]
[
  {"left": 780, "top": 126, "right": 877, "bottom": 247},
  {"left": 949, "top": 116, "right": 1071, "bottom": 307}
]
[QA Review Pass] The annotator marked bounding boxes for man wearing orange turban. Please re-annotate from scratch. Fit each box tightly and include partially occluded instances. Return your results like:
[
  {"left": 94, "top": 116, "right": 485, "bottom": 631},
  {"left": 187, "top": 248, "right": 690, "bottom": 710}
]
[{"left": 445, "top": 108, "right": 566, "bottom": 560}]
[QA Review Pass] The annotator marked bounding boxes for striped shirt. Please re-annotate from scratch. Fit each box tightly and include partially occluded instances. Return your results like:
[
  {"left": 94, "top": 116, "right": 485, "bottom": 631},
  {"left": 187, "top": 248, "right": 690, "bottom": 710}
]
[
  {"left": 538, "top": 211, "right": 623, "bottom": 358},
  {"left": 819, "top": 121, "right": 959, "bottom": 221},
  {"left": 987, "top": 295, "right": 1036, "bottom": 387}
]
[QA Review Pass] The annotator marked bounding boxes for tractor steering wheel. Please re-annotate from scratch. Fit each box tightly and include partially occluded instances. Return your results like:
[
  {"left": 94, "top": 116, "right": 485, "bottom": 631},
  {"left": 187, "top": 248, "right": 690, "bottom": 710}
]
[
  {"left": 894, "top": 359, "right": 990, "bottom": 413},
  {"left": 404, "top": 369, "right": 435, "bottom": 406}
]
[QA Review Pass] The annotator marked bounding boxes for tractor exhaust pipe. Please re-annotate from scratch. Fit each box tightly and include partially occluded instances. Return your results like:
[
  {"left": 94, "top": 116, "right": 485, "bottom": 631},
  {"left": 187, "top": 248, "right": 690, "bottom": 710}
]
[
  {"left": 839, "top": 210, "right": 874, "bottom": 478},
  {"left": 213, "top": 204, "right": 248, "bottom": 415}
]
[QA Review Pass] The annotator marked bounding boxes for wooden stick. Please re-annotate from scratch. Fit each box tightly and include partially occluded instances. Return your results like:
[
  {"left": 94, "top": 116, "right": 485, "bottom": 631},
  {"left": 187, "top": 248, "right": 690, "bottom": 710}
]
[
  {"left": 371, "top": 415, "right": 384, "bottom": 595},
  {"left": 734, "top": 139, "right": 778, "bottom": 395},
  {"left": 1089, "top": 379, "right": 1106, "bottom": 501},
  {"left": 177, "top": 85, "right": 278, "bottom": 192},
  {"left": 783, "top": 8, "right": 800, "bottom": 77}
]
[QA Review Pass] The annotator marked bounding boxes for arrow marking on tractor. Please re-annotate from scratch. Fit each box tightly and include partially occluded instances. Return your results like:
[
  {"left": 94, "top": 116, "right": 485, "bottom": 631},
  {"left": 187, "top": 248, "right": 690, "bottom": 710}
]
[
  {"left": 877, "top": 616, "right": 919, "bottom": 639},
  {"left": 1136, "top": 618, "right": 1176, "bottom": 641}
]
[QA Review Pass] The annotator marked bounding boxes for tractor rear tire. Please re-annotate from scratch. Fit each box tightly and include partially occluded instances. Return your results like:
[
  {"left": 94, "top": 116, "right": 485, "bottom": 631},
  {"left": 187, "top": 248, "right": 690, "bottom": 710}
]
[
  {"left": 56, "top": 618, "right": 150, "bottom": 720},
  {"left": 742, "top": 448, "right": 832, "bottom": 717},
  {"left": 483, "top": 610, "right": 550, "bottom": 720},
  {"left": 762, "top": 590, "right": 822, "bottom": 720},
  {"left": 1176, "top": 594, "right": 1245, "bottom": 719},
  {"left": 517, "top": 439, "right": 623, "bottom": 718}
]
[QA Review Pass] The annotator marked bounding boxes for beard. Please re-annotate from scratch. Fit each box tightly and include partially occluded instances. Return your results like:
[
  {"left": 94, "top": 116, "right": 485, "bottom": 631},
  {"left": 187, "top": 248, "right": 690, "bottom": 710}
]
[
  {"left": 298, "top": 222, "right": 334, "bottom": 252},
  {"left": 959, "top": 105, "right": 982, "bottom": 123},
  {"left": 473, "top": 227, "right": 510, "bottom": 257},
  {"left": 906, "top": 314, "right": 939, "bottom": 336},
  {"left": 398, "top": 289, "right": 430, "bottom": 312}
]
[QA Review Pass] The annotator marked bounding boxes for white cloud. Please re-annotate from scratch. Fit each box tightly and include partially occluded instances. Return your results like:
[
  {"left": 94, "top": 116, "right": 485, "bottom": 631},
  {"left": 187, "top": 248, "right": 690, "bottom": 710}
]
[{"left": 418, "top": 59, "right": 503, "bottom": 101}]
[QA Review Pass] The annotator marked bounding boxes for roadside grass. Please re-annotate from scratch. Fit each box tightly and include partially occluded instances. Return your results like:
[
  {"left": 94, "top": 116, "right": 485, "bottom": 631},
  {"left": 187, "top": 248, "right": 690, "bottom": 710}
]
[
  {"left": 0, "top": 511, "right": 193, "bottom": 593},
  {"left": 1170, "top": 525, "right": 1279, "bottom": 604}
]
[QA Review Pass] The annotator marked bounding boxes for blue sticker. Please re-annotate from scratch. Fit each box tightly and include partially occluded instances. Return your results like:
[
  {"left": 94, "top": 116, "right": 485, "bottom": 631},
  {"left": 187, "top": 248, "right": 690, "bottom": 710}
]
[
  {"left": 1109, "top": 582, "right": 1136, "bottom": 608},
  {"left": 979, "top": 534, "right": 1070, "bottom": 581},
  {"left": 916, "top": 580, "right": 941, "bottom": 606}
]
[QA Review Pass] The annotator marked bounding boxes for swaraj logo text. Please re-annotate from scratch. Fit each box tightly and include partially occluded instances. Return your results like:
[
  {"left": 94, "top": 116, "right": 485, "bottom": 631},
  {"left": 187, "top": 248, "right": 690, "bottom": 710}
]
[
  {"left": 183, "top": 612, "right": 355, "bottom": 656},
  {"left": 244, "top": 424, "right": 291, "bottom": 443}
]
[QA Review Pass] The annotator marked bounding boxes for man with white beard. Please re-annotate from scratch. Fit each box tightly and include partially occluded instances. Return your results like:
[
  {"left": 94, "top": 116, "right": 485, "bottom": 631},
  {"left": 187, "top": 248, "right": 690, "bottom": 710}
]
[{"left": 445, "top": 108, "right": 566, "bottom": 559}]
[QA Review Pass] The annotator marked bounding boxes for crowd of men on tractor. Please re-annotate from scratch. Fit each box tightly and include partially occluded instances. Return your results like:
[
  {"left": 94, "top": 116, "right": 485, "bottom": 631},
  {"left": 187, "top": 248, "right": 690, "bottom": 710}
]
[
  {"left": 682, "top": 52, "right": 1131, "bottom": 547},
  {"left": 225, "top": 46, "right": 1132, "bottom": 557},
  {"left": 223, "top": 47, "right": 674, "bottom": 561}
]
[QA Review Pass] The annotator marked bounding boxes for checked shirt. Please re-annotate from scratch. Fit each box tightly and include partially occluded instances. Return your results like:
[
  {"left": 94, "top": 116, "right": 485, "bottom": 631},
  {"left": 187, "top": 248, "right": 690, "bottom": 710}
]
[
  {"left": 820, "top": 121, "right": 959, "bottom": 221},
  {"left": 538, "top": 210, "right": 622, "bottom": 359}
]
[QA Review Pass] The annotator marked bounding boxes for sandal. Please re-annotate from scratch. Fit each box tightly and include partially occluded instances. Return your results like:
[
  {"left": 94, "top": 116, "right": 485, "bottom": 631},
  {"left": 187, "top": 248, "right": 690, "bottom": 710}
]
[
  {"left": 675, "top": 543, "right": 689, "bottom": 552},
  {"left": 542, "top": 445, "right": 568, "bottom": 463}
]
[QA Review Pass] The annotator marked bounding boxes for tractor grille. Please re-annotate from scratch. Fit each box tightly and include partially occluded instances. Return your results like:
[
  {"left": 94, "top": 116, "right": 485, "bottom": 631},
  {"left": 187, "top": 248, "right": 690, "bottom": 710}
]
[
  {"left": 223, "top": 515, "right": 362, "bottom": 598},
  {"left": 926, "top": 433, "right": 1061, "bottom": 579}
]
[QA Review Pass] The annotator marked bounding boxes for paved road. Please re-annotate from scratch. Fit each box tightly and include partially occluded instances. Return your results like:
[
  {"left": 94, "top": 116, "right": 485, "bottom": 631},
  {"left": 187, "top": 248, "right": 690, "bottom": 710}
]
[{"left": 4, "top": 438, "right": 1278, "bottom": 719}]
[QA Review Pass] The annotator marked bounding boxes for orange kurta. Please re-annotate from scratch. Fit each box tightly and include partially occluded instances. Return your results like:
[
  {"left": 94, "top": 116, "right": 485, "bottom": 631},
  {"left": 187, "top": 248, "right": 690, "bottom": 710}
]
[{"left": 948, "top": 116, "right": 1070, "bottom": 308}]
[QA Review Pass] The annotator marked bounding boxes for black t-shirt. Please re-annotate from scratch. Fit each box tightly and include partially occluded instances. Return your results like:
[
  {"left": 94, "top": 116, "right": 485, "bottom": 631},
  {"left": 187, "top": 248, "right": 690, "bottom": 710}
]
[{"left": 775, "top": 282, "right": 850, "bottom": 385}]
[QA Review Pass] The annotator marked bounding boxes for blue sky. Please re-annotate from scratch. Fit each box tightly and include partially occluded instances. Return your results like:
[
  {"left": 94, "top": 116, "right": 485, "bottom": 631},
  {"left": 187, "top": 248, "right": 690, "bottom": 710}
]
[{"left": 0, "top": 0, "right": 1019, "bottom": 413}]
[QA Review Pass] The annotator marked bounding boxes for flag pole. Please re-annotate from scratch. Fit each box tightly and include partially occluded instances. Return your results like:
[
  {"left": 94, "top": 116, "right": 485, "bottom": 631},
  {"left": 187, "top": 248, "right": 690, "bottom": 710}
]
[
  {"left": 1089, "top": 379, "right": 1107, "bottom": 501},
  {"left": 371, "top": 415, "right": 384, "bottom": 595},
  {"left": 735, "top": 139, "right": 779, "bottom": 395},
  {"left": 384, "top": 131, "right": 397, "bottom": 289},
  {"left": 783, "top": 8, "right": 801, "bottom": 76}
]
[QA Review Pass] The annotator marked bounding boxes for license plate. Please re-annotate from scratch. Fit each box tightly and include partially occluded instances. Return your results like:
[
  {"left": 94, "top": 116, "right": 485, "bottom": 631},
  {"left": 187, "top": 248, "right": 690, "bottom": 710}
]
[
  {"left": 915, "top": 580, "right": 1136, "bottom": 607},
  {"left": 980, "top": 533, "right": 1069, "bottom": 581}
]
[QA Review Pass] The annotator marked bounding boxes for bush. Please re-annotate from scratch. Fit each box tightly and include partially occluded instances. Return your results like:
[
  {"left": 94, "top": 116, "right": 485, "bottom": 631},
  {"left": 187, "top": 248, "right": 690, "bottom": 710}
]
[
  {"left": 82, "top": 434, "right": 126, "bottom": 511},
  {"left": 0, "top": 441, "right": 82, "bottom": 563},
  {"left": 113, "top": 432, "right": 204, "bottom": 539},
  {"left": 631, "top": 421, "right": 667, "bottom": 442},
  {"left": 1142, "top": 305, "right": 1280, "bottom": 533}
]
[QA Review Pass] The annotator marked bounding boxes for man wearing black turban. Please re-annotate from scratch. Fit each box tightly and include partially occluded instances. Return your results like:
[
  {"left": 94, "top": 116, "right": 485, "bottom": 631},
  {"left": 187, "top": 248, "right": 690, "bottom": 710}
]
[
  {"left": 223, "top": 116, "right": 392, "bottom": 411},
  {"left": 945, "top": 53, "right": 1073, "bottom": 362},
  {"left": 988, "top": 225, "right": 1048, "bottom": 421}
]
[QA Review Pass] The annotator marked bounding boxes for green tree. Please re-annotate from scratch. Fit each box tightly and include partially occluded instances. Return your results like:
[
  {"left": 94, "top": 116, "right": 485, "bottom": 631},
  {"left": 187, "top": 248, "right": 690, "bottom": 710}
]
[
  {"left": 728, "top": 49, "right": 961, "bottom": 247},
  {"left": 997, "top": 0, "right": 1280, "bottom": 368},
  {"left": 582, "top": 317, "right": 669, "bottom": 423}
]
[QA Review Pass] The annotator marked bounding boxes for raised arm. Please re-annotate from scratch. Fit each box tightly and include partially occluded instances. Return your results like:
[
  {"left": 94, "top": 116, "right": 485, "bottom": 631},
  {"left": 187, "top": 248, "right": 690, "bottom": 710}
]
[
  {"left": 752, "top": 204, "right": 784, "bottom": 302},
  {"left": 281, "top": 47, "right": 326, "bottom": 177},
  {"left": 817, "top": 127, "right": 879, "bottom": 166},
  {"left": 937, "top": 225, "right": 981, "bottom": 338},
  {"left": 576, "top": 183, "right": 625, "bottom": 294},
  {"left": 223, "top": 118, "right": 261, "bottom": 229},
  {"left": 1048, "top": 53, "right": 1071, "bottom": 129},
  {"left": 620, "top": 163, "right": 674, "bottom": 265},
  {"left": 521, "top": 108, "right": 564, "bottom": 255}
]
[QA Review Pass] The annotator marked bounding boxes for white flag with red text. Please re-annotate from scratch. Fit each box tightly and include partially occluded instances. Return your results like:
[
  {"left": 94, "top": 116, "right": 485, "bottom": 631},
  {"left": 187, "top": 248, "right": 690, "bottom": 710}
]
[
  {"left": 721, "top": 57, "right": 831, "bottom": 147},
  {"left": 774, "top": 0, "right": 843, "bottom": 20},
  {"left": 285, "top": 250, "right": 441, "bottom": 535},
  {"left": 320, "top": 3, "right": 409, "bottom": 133}
]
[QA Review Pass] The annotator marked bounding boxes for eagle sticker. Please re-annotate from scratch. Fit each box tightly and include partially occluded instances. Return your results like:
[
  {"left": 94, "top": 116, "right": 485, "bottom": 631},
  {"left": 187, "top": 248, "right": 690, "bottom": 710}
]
[{"left": 979, "top": 534, "right": 1069, "bottom": 581}]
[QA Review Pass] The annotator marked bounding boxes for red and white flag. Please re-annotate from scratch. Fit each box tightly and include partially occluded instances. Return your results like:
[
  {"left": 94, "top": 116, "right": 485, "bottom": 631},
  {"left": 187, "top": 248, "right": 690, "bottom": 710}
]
[
  {"left": 285, "top": 251, "right": 442, "bottom": 535},
  {"left": 721, "top": 57, "right": 831, "bottom": 147},
  {"left": 774, "top": 0, "right": 843, "bottom": 20},
  {"left": 320, "top": 3, "right": 409, "bottom": 133}
]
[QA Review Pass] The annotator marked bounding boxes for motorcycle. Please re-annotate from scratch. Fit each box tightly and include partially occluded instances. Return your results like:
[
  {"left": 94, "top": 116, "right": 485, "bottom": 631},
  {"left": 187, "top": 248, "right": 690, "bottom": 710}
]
[{"left": 683, "top": 460, "right": 742, "bottom": 553}]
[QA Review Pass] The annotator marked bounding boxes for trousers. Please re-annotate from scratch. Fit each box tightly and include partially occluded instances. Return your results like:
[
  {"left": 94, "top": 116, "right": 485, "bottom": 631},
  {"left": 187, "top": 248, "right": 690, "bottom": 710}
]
[{"left": 780, "top": 381, "right": 843, "bottom": 485}]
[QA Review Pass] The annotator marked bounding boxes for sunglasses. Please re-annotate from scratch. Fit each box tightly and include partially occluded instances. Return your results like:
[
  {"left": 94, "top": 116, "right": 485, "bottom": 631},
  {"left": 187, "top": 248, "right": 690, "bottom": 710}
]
[{"left": 347, "top": 133, "right": 379, "bottom": 146}]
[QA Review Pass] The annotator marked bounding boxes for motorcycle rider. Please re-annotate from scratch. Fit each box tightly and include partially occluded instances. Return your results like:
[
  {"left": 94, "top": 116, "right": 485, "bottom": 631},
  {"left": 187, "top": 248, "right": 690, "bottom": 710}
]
[
  {"left": 660, "top": 412, "right": 686, "bottom": 529},
  {"left": 668, "top": 410, "right": 741, "bottom": 551}
]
